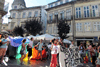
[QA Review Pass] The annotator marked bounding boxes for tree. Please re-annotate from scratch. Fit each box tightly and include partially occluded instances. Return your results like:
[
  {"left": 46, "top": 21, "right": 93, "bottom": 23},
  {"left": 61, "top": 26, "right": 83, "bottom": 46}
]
[
  {"left": 57, "top": 20, "right": 70, "bottom": 39},
  {"left": 13, "top": 26, "right": 24, "bottom": 36},
  {"left": 24, "top": 19, "right": 42, "bottom": 36}
]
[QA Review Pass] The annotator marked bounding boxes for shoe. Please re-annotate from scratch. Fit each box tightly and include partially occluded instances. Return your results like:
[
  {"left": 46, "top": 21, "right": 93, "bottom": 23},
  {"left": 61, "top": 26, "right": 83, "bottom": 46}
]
[{"left": 20, "top": 62, "right": 24, "bottom": 65}]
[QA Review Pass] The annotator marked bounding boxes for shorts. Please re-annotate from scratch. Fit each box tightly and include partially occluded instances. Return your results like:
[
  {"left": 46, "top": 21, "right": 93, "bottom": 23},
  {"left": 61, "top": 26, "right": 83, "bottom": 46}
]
[
  {"left": 38, "top": 50, "right": 42, "bottom": 54},
  {"left": 20, "top": 49, "right": 26, "bottom": 55},
  {"left": 27, "top": 48, "right": 32, "bottom": 57}
]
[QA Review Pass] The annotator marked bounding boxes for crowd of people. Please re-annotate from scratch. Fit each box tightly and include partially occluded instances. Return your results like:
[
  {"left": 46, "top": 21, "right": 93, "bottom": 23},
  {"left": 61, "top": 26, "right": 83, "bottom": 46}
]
[
  {"left": 0, "top": 34, "right": 100, "bottom": 67},
  {"left": 49, "top": 38, "right": 100, "bottom": 67}
]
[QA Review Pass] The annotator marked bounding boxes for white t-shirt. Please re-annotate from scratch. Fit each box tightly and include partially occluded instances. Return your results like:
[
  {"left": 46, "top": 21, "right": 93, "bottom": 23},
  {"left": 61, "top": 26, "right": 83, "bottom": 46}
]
[
  {"left": 51, "top": 45, "right": 59, "bottom": 54},
  {"left": 70, "top": 44, "right": 74, "bottom": 48},
  {"left": 29, "top": 41, "right": 33, "bottom": 48},
  {"left": 38, "top": 42, "right": 43, "bottom": 51}
]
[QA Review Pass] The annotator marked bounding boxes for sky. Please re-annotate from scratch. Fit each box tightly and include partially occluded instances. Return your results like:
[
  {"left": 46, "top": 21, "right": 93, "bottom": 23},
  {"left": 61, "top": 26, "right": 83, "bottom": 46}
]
[{"left": 3, "top": 0, "right": 56, "bottom": 23}]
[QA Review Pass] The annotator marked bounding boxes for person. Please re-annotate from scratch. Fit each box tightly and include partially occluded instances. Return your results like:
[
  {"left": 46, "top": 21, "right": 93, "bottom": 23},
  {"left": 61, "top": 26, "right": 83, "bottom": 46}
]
[
  {"left": 96, "top": 44, "right": 100, "bottom": 67},
  {"left": 91, "top": 45, "right": 96, "bottom": 65},
  {"left": 60, "top": 39, "right": 63, "bottom": 46},
  {"left": 50, "top": 39, "right": 59, "bottom": 67},
  {"left": 87, "top": 43, "right": 93, "bottom": 62},
  {"left": 79, "top": 42, "right": 85, "bottom": 63},
  {"left": 35, "top": 39, "right": 44, "bottom": 61},
  {"left": 57, "top": 42, "right": 66, "bottom": 67},
  {"left": 20, "top": 39, "right": 27, "bottom": 65},
  {"left": 70, "top": 41, "right": 74, "bottom": 48},
  {"left": 27, "top": 37, "right": 34, "bottom": 63},
  {"left": 65, "top": 44, "right": 68, "bottom": 48},
  {"left": 0, "top": 35, "right": 9, "bottom": 64}
]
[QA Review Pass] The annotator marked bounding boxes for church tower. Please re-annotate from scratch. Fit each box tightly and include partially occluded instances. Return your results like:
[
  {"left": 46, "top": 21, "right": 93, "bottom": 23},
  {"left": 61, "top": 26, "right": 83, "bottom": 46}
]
[{"left": 12, "top": 0, "right": 26, "bottom": 9}]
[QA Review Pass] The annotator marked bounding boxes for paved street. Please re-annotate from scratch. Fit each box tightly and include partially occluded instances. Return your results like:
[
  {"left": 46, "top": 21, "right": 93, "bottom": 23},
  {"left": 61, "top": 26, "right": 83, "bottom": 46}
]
[
  {"left": 0, "top": 59, "right": 50, "bottom": 67},
  {"left": 0, "top": 58, "right": 96, "bottom": 67}
]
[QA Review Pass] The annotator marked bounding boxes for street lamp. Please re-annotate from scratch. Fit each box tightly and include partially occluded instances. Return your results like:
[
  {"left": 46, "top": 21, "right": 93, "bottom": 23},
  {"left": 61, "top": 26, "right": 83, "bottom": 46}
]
[{"left": 72, "top": 1, "right": 76, "bottom": 45}]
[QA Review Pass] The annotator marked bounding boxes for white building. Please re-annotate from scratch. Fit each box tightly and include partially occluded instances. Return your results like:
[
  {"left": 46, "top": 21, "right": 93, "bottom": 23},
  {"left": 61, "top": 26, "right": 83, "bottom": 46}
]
[{"left": 8, "top": 0, "right": 47, "bottom": 34}]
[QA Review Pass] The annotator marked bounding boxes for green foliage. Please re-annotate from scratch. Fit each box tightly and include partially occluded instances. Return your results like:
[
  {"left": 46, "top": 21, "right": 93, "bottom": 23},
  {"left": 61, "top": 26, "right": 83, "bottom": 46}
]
[
  {"left": 57, "top": 20, "right": 70, "bottom": 39},
  {"left": 13, "top": 26, "right": 24, "bottom": 36},
  {"left": 24, "top": 19, "right": 42, "bottom": 36}
]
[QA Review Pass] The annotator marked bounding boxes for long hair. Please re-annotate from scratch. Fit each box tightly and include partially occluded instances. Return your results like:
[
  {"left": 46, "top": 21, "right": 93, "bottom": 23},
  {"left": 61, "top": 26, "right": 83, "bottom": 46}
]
[{"left": 22, "top": 39, "right": 26, "bottom": 43}]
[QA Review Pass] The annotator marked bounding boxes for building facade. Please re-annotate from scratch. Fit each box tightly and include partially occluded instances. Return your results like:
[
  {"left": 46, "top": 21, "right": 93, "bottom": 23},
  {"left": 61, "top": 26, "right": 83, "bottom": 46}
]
[
  {"left": 46, "top": 0, "right": 74, "bottom": 37},
  {"left": 0, "top": 0, "right": 7, "bottom": 32},
  {"left": 46, "top": 0, "right": 100, "bottom": 45},
  {"left": 74, "top": 0, "right": 100, "bottom": 45},
  {"left": 8, "top": 0, "right": 47, "bottom": 34},
  {"left": 1, "top": 23, "right": 8, "bottom": 31}
]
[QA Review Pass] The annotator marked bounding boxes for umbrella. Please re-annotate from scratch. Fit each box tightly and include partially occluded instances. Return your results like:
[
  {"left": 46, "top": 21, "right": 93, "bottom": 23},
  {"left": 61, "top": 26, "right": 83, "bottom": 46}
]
[
  {"left": 36, "top": 34, "right": 56, "bottom": 40},
  {"left": 1, "top": 30, "right": 9, "bottom": 34},
  {"left": 63, "top": 39, "right": 71, "bottom": 44},
  {"left": 27, "top": 35, "right": 36, "bottom": 39},
  {"left": 14, "top": 36, "right": 23, "bottom": 39}
]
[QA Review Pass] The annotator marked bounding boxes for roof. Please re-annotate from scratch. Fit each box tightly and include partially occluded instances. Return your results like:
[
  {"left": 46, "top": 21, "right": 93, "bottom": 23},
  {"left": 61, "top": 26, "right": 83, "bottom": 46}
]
[
  {"left": 10, "top": 6, "right": 41, "bottom": 11},
  {"left": 48, "top": 0, "right": 61, "bottom": 5},
  {"left": 46, "top": 1, "right": 75, "bottom": 11},
  {"left": 46, "top": 0, "right": 96, "bottom": 11},
  {"left": 12, "top": 0, "right": 26, "bottom": 7}
]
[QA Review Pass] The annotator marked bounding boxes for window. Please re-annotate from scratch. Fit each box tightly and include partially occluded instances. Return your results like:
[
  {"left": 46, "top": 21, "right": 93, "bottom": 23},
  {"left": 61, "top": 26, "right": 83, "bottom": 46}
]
[
  {"left": 48, "top": 27, "right": 52, "bottom": 34},
  {"left": 28, "top": 12, "right": 32, "bottom": 18},
  {"left": 14, "top": 6, "right": 17, "bottom": 9},
  {"left": 60, "top": 12, "right": 64, "bottom": 20},
  {"left": 94, "top": 22, "right": 100, "bottom": 31},
  {"left": 76, "top": 7, "right": 81, "bottom": 18},
  {"left": 51, "top": 4, "right": 53, "bottom": 7},
  {"left": 53, "top": 26, "right": 57, "bottom": 34},
  {"left": 84, "top": 22, "right": 91, "bottom": 31},
  {"left": 76, "top": 23, "right": 82, "bottom": 31},
  {"left": 3, "top": 27, "right": 5, "bottom": 29},
  {"left": 35, "top": 11, "right": 38, "bottom": 17},
  {"left": 12, "top": 13, "right": 16, "bottom": 18},
  {"left": 18, "top": 13, "right": 21, "bottom": 18},
  {"left": 60, "top": 1, "right": 63, "bottom": 5},
  {"left": 92, "top": 5, "right": 99, "bottom": 17},
  {"left": 66, "top": 9, "right": 71, "bottom": 20},
  {"left": 55, "top": 2, "right": 58, "bottom": 6},
  {"left": 48, "top": 5, "right": 50, "bottom": 8},
  {"left": 55, "top": 13, "right": 58, "bottom": 22},
  {"left": 84, "top": 6, "right": 89, "bottom": 18},
  {"left": 22, "top": 12, "right": 26, "bottom": 18},
  {"left": 49, "top": 14, "right": 53, "bottom": 22}
]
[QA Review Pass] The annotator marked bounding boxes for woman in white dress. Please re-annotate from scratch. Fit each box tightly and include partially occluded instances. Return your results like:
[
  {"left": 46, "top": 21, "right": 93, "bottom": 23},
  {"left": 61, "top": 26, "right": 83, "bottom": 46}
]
[{"left": 57, "top": 42, "right": 66, "bottom": 67}]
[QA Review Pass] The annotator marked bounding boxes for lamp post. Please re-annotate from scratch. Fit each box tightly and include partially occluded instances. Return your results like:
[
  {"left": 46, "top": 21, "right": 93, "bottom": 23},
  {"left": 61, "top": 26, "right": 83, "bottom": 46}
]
[{"left": 72, "top": 1, "right": 76, "bottom": 45}]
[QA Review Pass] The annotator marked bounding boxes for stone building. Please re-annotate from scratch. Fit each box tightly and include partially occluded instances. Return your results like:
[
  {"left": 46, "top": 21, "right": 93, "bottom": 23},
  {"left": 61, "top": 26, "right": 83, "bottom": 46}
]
[
  {"left": 0, "top": 0, "right": 7, "bottom": 32},
  {"left": 8, "top": 0, "right": 47, "bottom": 34},
  {"left": 46, "top": 0, "right": 100, "bottom": 45},
  {"left": 46, "top": 0, "right": 74, "bottom": 37},
  {"left": 1, "top": 23, "right": 8, "bottom": 31}
]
